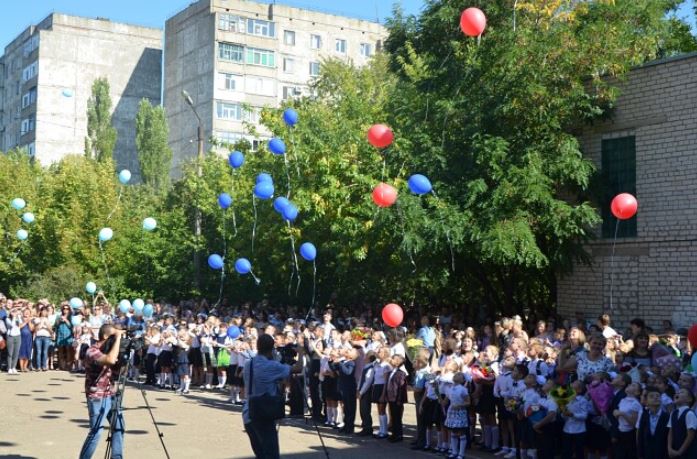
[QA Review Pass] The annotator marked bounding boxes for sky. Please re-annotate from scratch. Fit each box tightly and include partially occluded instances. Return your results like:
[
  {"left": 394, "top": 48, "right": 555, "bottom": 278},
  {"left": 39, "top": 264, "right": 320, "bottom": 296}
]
[{"left": 0, "top": 0, "right": 694, "bottom": 50}]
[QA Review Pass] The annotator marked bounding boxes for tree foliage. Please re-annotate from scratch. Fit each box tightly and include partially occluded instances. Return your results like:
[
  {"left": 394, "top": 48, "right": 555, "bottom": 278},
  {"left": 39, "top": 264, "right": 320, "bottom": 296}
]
[
  {"left": 136, "top": 99, "right": 172, "bottom": 192},
  {"left": 85, "top": 77, "right": 117, "bottom": 162}
]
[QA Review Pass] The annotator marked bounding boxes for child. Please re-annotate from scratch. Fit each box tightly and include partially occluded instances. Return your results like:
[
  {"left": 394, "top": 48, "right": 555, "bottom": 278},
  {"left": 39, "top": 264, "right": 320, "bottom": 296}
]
[
  {"left": 667, "top": 388, "right": 697, "bottom": 459},
  {"left": 372, "top": 347, "right": 392, "bottom": 439},
  {"left": 321, "top": 348, "right": 340, "bottom": 427},
  {"left": 357, "top": 350, "right": 377, "bottom": 436},
  {"left": 385, "top": 354, "right": 408, "bottom": 442},
  {"left": 532, "top": 379, "right": 558, "bottom": 459},
  {"left": 501, "top": 362, "right": 528, "bottom": 459},
  {"left": 562, "top": 380, "right": 591, "bottom": 459},
  {"left": 411, "top": 354, "right": 431, "bottom": 449},
  {"left": 494, "top": 356, "right": 516, "bottom": 457},
  {"left": 474, "top": 345, "right": 500, "bottom": 452},
  {"left": 418, "top": 368, "right": 441, "bottom": 451},
  {"left": 213, "top": 323, "right": 230, "bottom": 389},
  {"left": 612, "top": 382, "right": 642, "bottom": 459},
  {"left": 158, "top": 330, "right": 176, "bottom": 389},
  {"left": 636, "top": 386, "right": 669, "bottom": 459},
  {"left": 520, "top": 374, "right": 541, "bottom": 459},
  {"left": 175, "top": 329, "right": 191, "bottom": 394},
  {"left": 443, "top": 372, "right": 470, "bottom": 459},
  {"left": 336, "top": 348, "right": 358, "bottom": 434},
  {"left": 437, "top": 361, "right": 459, "bottom": 453}
]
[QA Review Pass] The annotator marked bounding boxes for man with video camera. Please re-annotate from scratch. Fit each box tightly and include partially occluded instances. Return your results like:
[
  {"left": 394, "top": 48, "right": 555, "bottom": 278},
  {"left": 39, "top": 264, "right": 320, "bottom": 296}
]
[{"left": 79, "top": 324, "right": 126, "bottom": 459}]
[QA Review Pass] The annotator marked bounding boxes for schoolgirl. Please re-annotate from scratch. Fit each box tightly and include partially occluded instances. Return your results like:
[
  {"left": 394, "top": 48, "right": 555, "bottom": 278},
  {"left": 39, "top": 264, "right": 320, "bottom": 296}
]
[
  {"left": 175, "top": 329, "right": 191, "bottom": 394},
  {"left": 493, "top": 355, "right": 516, "bottom": 457},
  {"left": 144, "top": 325, "right": 161, "bottom": 385},
  {"left": 561, "top": 379, "right": 591, "bottom": 459},
  {"left": 474, "top": 345, "right": 500, "bottom": 452},
  {"left": 321, "top": 348, "right": 340, "bottom": 427},
  {"left": 158, "top": 330, "right": 177, "bottom": 389},
  {"left": 213, "top": 323, "right": 230, "bottom": 389},
  {"left": 418, "top": 367, "right": 442, "bottom": 451},
  {"left": 444, "top": 372, "right": 471, "bottom": 459},
  {"left": 199, "top": 322, "right": 216, "bottom": 389},
  {"left": 372, "top": 347, "right": 392, "bottom": 439},
  {"left": 436, "top": 360, "right": 459, "bottom": 453}
]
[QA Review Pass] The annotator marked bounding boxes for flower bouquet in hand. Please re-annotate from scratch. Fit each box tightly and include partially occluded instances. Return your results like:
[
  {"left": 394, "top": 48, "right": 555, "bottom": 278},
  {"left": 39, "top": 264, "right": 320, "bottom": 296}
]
[
  {"left": 471, "top": 365, "right": 496, "bottom": 383},
  {"left": 588, "top": 379, "right": 614, "bottom": 430},
  {"left": 550, "top": 385, "right": 576, "bottom": 412},
  {"left": 406, "top": 337, "right": 425, "bottom": 362}
]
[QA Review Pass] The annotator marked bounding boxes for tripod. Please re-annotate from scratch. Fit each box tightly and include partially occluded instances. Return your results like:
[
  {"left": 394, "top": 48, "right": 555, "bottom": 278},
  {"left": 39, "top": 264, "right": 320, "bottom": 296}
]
[
  {"left": 97, "top": 347, "right": 172, "bottom": 459},
  {"left": 297, "top": 348, "right": 331, "bottom": 459}
]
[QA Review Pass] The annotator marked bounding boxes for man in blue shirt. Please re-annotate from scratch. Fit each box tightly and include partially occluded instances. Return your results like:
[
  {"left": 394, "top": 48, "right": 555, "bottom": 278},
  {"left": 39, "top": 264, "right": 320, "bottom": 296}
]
[
  {"left": 416, "top": 316, "right": 436, "bottom": 350},
  {"left": 243, "top": 334, "right": 303, "bottom": 458}
]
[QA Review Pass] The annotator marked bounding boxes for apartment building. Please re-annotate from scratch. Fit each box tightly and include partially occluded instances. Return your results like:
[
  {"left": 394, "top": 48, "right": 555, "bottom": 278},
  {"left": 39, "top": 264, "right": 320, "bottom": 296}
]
[
  {"left": 164, "top": 0, "right": 387, "bottom": 175},
  {"left": 0, "top": 14, "right": 162, "bottom": 171}
]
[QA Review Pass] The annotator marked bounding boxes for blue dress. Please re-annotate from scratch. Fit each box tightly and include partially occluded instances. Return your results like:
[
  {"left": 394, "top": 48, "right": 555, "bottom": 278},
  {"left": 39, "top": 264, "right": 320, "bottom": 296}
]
[{"left": 19, "top": 324, "right": 33, "bottom": 359}]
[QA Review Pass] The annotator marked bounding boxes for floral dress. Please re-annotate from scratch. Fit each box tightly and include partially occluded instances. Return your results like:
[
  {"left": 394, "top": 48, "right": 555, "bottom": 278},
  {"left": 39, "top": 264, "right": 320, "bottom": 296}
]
[{"left": 575, "top": 351, "right": 614, "bottom": 382}]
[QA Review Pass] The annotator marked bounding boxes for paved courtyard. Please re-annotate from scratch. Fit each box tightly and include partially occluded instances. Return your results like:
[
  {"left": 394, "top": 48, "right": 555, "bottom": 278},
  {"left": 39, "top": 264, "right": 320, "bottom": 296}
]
[{"left": 0, "top": 371, "right": 494, "bottom": 459}]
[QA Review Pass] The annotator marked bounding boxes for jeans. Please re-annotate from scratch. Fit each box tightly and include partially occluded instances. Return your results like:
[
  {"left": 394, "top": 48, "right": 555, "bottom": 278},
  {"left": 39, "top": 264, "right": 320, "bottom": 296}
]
[
  {"left": 79, "top": 396, "right": 125, "bottom": 459},
  {"left": 6, "top": 334, "right": 20, "bottom": 371},
  {"left": 35, "top": 336, "right": 51, "bottom": 369},
  {"left": 249, "top": 419, "right": 280, "bottom": 458}
]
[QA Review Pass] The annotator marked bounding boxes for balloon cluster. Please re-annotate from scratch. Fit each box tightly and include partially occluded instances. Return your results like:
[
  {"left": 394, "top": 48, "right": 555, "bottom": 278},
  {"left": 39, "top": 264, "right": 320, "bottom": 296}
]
[{"left": 10, "top": 197, "right": 33, "bottom": 242}]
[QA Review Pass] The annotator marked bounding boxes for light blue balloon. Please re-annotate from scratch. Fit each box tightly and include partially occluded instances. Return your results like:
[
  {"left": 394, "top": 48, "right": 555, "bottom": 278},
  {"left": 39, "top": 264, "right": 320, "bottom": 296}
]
[
  {"left": 268, "top": 138, "right": 286, "bottom": 155},
  {"left": 62, "top": 89, "right": 74, "bottom": 98},
  {"left": 143, "top": 304, "right": 154, "bottom": 318},
  {"left": 118, "top": 300, "right": 131, "bottom": 314},
  {"left": 22, "top": 212, "right": 35, "bottom": 224},
  {"left": 256, "top": 173, "right": 273, "bottom": 184},
  {"left": 69, "top": 297, "right": 83, "bottom": 309},
  {"left": 118, "top": 169, "right": 131, "bottom": 185},
  {"left": 273, "top": 197, "right": 290, "bottom": 214},
  {"left": 16, "top": 229, "right": 28, "bottom": 241},
  {"left": 133, "top": 298, "right": 145, "bottom": 314},
  {"left": 71, "top": 316, "right": 82, "bottom": 326},
  {"left": 299, "top": 242, "right": 317, "bottom": 261},
  {"left": 282, "top": 205, "right": 298, "bottom": 222},
  {"left": 11, "top": 198, "right": 26, "bottom": 210},
  {"left": 143, "top": 217, "right": 157, "bottom": 231},
  {"left": 208, "top": 254, "right": 224, "bottom": 270},
  {"left": 99, "top": 227, "right": 113, "bottom": 242},
  {"left": 254, "top": 181, "right": 274, "bottom": 200},
  {"left": 85, "top": 282, "right": 97, "bottom": 295},
  {"left": 407, "top": 174, "right": 433, "bottom": 195},
  {"left": 235, "top": 258, "right": 252, "bottom": 274}
]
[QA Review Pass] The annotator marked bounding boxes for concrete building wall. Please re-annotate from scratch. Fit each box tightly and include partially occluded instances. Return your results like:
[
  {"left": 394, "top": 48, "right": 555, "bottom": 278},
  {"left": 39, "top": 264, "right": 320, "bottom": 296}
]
[
  {"left": 557, "top": 53, "right": 697, "bottom": 330},
  {"left": 164, "top": 0, "right": 387, "bottom": 176},
  {"left": 0, "top": 14, "right": 162, "bottom": 174}
]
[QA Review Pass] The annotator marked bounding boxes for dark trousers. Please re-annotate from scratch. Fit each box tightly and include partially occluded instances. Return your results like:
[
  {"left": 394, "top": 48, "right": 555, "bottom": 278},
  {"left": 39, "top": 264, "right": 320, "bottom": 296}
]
[
  {"left": 248, "top": 419, "right": 280, "bottom": 459},
  {"left": 613, "top": 430, "right": 637, "bottom": 459},
  {"left": 309, "top": 372, "right": 322, "bottom": 419},
  {"left": 359, "top": 391, "right": 373, "bottom": 431},
  {"left": 562, "top": 432, "right": 586, "bottom": 459},
  {"left": 535, "top": 425, "right": 556, "bottom": 459},
  {"left": 388, "top": 402, "right": 404, "bottom": 439},
  {"left": 341, "top": 389, "right": 357, "bottom": 432},
  {"left": 414, "top": 391, "right": 426, "bottom": 446},
  {"left": 289, "top": 375, "right": 304, "bottom": 416},
  {"left": 145, "top": 353, "right": 157, "bottom": 384}
]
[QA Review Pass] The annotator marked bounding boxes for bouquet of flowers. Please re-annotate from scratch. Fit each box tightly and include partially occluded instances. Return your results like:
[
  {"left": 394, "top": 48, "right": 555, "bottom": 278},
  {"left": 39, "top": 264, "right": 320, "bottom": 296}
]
[
  {"left": 550, "top": 385, "right": 576, "bottom": 412},
  {"left": 471, "top": 365, "right": 496, "bottom": 382},
  {"left": 350, "top": 327, "right": 370, "bottom": 342},
  {"left": 406, "top": 337, "right": 425, "bottom": 362},
  {"left": 588, "top": 380, "right": 613, "bottom": 415},
  {"left": 504, "top": 397, "right": 521, "bottom": 413}
]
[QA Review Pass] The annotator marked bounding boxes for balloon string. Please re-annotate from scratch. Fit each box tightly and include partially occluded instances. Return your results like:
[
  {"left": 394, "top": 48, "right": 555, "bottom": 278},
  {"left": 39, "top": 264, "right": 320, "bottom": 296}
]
[
  {"left": 381, "top": 155, "right": 386, "bottom": 182},
  {"left": 287, "top": 221, "right": 301, "bottom": 296},
  {"left": 215, "top": 208, "right": 227, "bottom": 308},
  {"left": 432, "top": 190, "right": 455, "bottom": 271},
  {"left": 251, "top": 194, "right": 257, "bottom": 255},
  {"left": 396, "top": 203, "right": 417, "bottom": 273},
  {"left": 609, "top": 218, "right": 620, "bottom": 312},
  {"left": 98, "top": 240, "right": 112, "bottom": 295},
  {"left": 106, "top": 187, "right": 123, "bottom": 222},
  {"left": 231, "top": 207, "right": 238, "bottom": 237},
  {"left": 249, "top": 269, "right": 261, "bottom": 285},
  {"left": 288, "top": 126, "right": 300, "bottom": 178},
  {"left": 284, "top": 153, "right": 292, "bottom": 200},
  {"left": 311, "top": 260, "right": 316, "bottom": 313},
  {"left": 231, "top": 170, "right": 238, "bottom": 236}
]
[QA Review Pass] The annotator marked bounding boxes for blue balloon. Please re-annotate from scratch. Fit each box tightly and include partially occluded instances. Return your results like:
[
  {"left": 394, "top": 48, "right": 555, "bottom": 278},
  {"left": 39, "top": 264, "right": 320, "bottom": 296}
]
[
  {"left": 218, "top": 193, "right": 233, "bottom": 209},
  {"left": 22, "top": 212, "right": 35, "bottom": 224},
  {"left": 118, "top": 300, "right": 131, "bottom": 314},
  {"left": 407, "top": 174, "right": 433, "bottom": 195},
  {"left": 69, "top": 297, "right": 83, "bottom": 310},
  {"left": 283, "top": 108, "right": 298, "bottom": 127},
  {"left": 299, "top": 242, "right": 317, "bottom": 261},
  {"left": 85, "top": 282, "right": 97, "bottom": 295},
  {"left": 118, "top": 169, "right": 131, "bottom": 185},
  {"left": 11, "top": 198, "right": 26, "bottom": 210},
  {"left": 228, "top": 151, "right": 245, "bottom": 169},
  {"left": 99, "top": 228, "right": 113, "bottom": 242},
  {"left": 256, "top": 173, "right": 273, "bottom": 184},
  {"left": 268, "top": 138, "right": 286, "bottom": 155},
  {"left": 142, "top": 217, "right": 157, "bottom": 231},
  {"left": 227, "top": 325, "right": 241, "bottom": 339},
  {"left": 273, "top": 197, "right": 291, "bottom": 214},
  {"left": 208, "top": 254, "right": 224, "bottom": 270},
  {"left": 235, "top": 258, "right": 252, "bottom": 275},
  {"left": 133, "top": 299, "right": 145, "bottom": 314},
  {"left": 143, "top": 304, "right": 154, "bottom": 318},
  {"left": 282, "top": 204, "right": 298, "bottom": 222},
  {"left": 254, "top": 182, "right": 274, "bottom": 200},
  {"left": 62, "top": 89, "right": 74, "bottom": 98},
  {"left": 16, "top": 229, "right": 28, "bottom": 241}
]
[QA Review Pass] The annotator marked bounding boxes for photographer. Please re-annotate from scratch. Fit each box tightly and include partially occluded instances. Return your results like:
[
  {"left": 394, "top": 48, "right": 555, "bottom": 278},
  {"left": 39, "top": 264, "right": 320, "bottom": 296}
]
[{"left": 79, "top": 324, "right": 126, "bottom": 459}]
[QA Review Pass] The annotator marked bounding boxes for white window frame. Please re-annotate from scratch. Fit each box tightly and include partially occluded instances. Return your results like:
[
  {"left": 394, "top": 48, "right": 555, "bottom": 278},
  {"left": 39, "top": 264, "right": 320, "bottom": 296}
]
[
  {"left": 26, "top": 142, "right": 35, "bottom": 157},
  {"left": 310, "top": 34, "right": 322, "bottom": 49},
  {"left": 22, "top": 62, "right": 37, "bottom": 82},
  {"left": 246, "top": 47, "right": 275, "bottom": 67},
  {"left": 22, "top": 35, "right": 39, "bottom": 57},
  {"left": 218, "top": 42, "right": 244, "bottom": 62},
  {"left": 282, "top": 86, "right": 303, "bottom": 100},
  {"left": 309, "top": 61, "right": 320, "bottom": 77},
  {"left": 218, "top": 14, "right": 244, "bottom": 32},
  {"left": 216, "top": 101, "right": 243, "bottom": 121},
  {"left": 283, "top": 57, "right": 295, "bottom": 74},
  {"left": 247, "top": 18, "right": 275, "bottom": 38},
  {"left": 360, "top": 43, "right": 373, "bottom": 57},
  {"left": 335, "top": 39, "right": 347, "bottom": 54},
  {"left": 245, "top": 76, "right": 275, "bottom": 96},
  {"left": 284, "top": 30, "right": 296, "bottom": 46},
  {"left": 219, "top": 73, "right": 242, "bottom": 91},
  {"left": 20, "top": 117, "right": 35, "bottom": 135}
]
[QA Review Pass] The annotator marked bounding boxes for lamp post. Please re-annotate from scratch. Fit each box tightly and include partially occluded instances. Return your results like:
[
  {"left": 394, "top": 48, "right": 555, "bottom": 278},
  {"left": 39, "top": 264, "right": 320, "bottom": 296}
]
[{"left": 182, "top": 89, "right": 204, "bottom": 292}]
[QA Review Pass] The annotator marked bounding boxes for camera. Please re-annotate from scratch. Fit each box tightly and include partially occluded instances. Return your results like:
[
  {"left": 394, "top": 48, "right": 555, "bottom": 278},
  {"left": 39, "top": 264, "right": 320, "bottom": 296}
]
[{"left": 102, "top": 327, "right": 144, "bottom": 365}]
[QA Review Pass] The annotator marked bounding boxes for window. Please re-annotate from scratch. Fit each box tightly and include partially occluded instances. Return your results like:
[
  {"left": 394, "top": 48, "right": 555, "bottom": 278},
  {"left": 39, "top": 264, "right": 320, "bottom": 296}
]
[
  {"left": 282, "top": 86, "right": 303, "bottom": 100},
  {"left": 243, "top": 107, "right": 261, "bottom": 124},
  {"left": 360, "top": 43, "right": 373, "bottom": 57},
  {"left": 309, "top": 61, "right": 320, "bottom": 77},
  {"left": 247, "top": 19, "right": 275, "bottom": 38},
  {"left": 216, "top": 101, "right": 243, "bottom": 120},
  {"left": 219, "top": 73, "right": 242, "bottom": 91},
  {"left": 284, "top": 30, "right": 296, "bottom": 46},
  {"left": 20, "top": 117, "right": 35, "bottom": 135},
  {"left": 283, "top": 57, "right": 295, "bottom": 74},
  {"left": 601, "top": 136, "right": 637, "bottom": 238},
  {"left": 218, "top": 14, "right": 244, "bottom": 32},
  {"left": 246, "top": 47, "right": 275, "bottom": 67},
  {"left": 22, "top": 35, "right": 39, "bottom": 57},
  {"left": 310, "top": 34, "right": 322, "bottom": 49},
  {"left": 245, "top": 76, "right": 275, "bottom": 96},
  {"left": 22, "top": 62, "right": 37, "bottom": 82},
  {"left": 21, "top": 87, "right": 37, "bottom": 109},
  {"left": 26, "top": 142, "right": 35, "bottom": 157},
  {"left": 218, "top": 43, "right": 244, "bottom": 62},
  {"left": 335, "top": 39, "right": 347, "bottom": 54}
]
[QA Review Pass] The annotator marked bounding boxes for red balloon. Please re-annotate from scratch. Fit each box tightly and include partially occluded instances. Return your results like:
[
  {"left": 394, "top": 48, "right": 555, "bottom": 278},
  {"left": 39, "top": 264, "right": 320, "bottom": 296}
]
[
  {"left": 372, "top": 183, "right": 398, "bottom": 208},
  {"left": 688, "top": 325, "right": 697, "bottom": 349},
  {"left": 460, "top": 7, "right": 487, "bottom": 37},
  {"left": 367, "top": 124, "right": 394, "bottom": 149},
  {"left": 610, "top": 193, "right": 638, "bottom": 220},
  {"left": 382, "top": 303, "right": 404, "bottom": 328}
]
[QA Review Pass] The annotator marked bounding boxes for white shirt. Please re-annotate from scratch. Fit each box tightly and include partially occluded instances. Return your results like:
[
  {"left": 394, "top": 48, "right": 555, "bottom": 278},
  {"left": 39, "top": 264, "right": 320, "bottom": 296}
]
[
  {"left": 667, "top": 406, "right": 697, "bottom": 430},
  {"left": 527, "top": 358, "right": 550, "bottom": 377},
  {"left": 6, "top": 316, "right": 21, "bottom": 337},
  {"left": 438, "top": 373, "right": 454, "bottom": 399},
  {"left": 522, "top": 388, "right": 541, "bottom": 413},
  {"left": 494, "top": 371, "right": 513, "bottom": 399},
  {"left": 660, "top": 393, "right": 674, "bottom": 412},
  {"left": 602, "top": 326, "right": 618, "bottom": 339},
  {"left": 617, "top": 396, "right": 642, "bottom": 432},
  {"left": 146, "top": 333, "right": 161, "bottom": 355},
  {"left": 563, "top": 395, "right": 591, "bottom": 434},
  {"left": 390, "top": 342, "right": 406, "bottom": 358},
  {"left": 372, "top": 361, "right": 391, "bottom": 385},
  {"left": 636, "top": 408, "right": 666, "bottom": 435}
]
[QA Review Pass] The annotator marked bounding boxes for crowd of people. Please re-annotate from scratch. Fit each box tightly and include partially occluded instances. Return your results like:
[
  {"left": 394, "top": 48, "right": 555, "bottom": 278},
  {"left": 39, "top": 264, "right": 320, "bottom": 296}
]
[{"left": 2, "top": 291, "right": 697, "bottom": 459}]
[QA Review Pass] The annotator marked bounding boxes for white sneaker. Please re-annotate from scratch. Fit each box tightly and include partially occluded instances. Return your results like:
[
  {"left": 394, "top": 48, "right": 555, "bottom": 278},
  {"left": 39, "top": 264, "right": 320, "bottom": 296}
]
[
  {"left": 205, "top": 384, "right": 211, "bottom": 389},
  {"left": 504, "top": 451, "right": 517, "bottom": 459},
  {"left": 495, "top": 449, "right": 509, "bottom": 456}
]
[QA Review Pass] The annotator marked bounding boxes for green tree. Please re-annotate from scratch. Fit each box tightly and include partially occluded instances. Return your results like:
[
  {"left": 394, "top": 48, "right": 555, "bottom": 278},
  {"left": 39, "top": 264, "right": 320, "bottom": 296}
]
[
  {"left": 136, "top": 99, "right": 173, "bottom": 192},
  {"left": 85, "top": 77, "right": 117, "bottom": 162}
]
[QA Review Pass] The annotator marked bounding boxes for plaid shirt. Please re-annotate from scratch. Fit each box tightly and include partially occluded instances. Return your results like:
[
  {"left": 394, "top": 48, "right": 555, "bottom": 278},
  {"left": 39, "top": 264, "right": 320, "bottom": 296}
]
[{"left": 84, "top": 344, "right": 116, "bottom": 399}]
